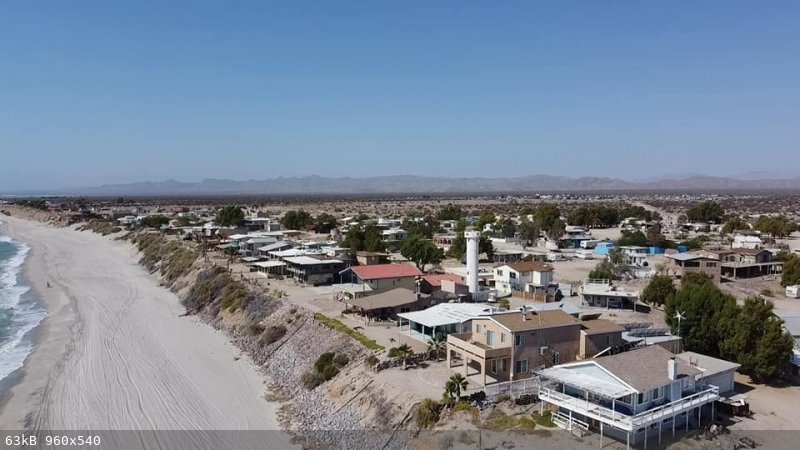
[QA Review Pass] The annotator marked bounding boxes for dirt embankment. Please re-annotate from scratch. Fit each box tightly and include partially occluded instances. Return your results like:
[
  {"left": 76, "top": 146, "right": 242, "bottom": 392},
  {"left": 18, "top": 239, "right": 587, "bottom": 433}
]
[{"left": 128, "top": 231, "right": 410, "bottom": 449}]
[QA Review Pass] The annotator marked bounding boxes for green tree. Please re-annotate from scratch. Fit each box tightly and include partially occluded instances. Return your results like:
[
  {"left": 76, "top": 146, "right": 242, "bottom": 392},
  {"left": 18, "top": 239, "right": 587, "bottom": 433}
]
[
  {"left": 752, "top": 317, "right": 795, "bottom": 382},
  {"left": 436, "top": 204, "right": 463, "bottom": 221},
  {"left": 609, "top": 248, "right": 625, "bottom": 265},
  {"left": 477, "top": 211, "right": 496, "bottom": 230},
  {"left": 141, "top": 215, "right": 170, "bottom": 228},
  {"left": 496, "top": 217, "right": 517, "bottom": 238},
  {"left": 782, "top": 254, "right": 800, "bottom": 287},
  {"left": 546, "top": 218, "right": 566, "bottom": 241},
  {"left": 617, "top": 230, "right": 648, "bottom": 247},
  {"left": 518, "top": 217, "right": 540, "bottom": 246},
  {"left": 281, "top": 209, "right": 313, "bottom": 230},
  {"left": 534, "top": 203, "right": 562, "bottom": 234},
  {"left": 641, "top": 275, "right": 675, "bottom": 307},
  {"left": 403, "top": 214, "right": 440, "bottom": 239},
  {"left": 721, "top": 217, "right": 750, "bottom": 235},
  {"left": 427, "top": 333, "right": 446, "bottom": 362},
  {"left": 364, "top": 224, "right": 385, "bottom": 253},
  {"left": 447, "top": 232, "right": 467, "bottom": 260},
  {"left": 314, "top": 213, "right": 338, "bottom": 234},
  {"left": 215, "top": 206, "right": 245, "bottom": 227},
  {"left": 588, "top": 260, "right": 615, "bottom": 281},
  {"left": 447, "top": 232, "right": 493, "bottom": 261},
  {"left": 721, "top": 297, "right": 794, "bottom": 382},
  {"left": 686, "top": 200, "right": 724, "bottom": 223},
  {"left": 396, "top": 343, "right": 414, "bottom": 370},
  {"left": 755, "top": 215, "right": 797, "bottom": 239},
  {"left": 344, "top": 224, "right": 386, "bottom": 254},
  {"left": 645, "top": 223, "right": 667, "bottom": 247},
  {"left": 664, "top": 275, "right": 738, "bottom": 357},
  {"left": 444, "top": 373, "right": 469, "bottom": 402},
  {"left": 401, "top": 238, "right": 444, "bottom": 271}
]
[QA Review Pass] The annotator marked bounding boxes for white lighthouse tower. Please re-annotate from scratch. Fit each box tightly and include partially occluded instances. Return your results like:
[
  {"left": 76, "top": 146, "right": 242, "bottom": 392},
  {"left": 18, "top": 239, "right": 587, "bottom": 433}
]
[{"left": 465, "top": 230, "right": 480, "bottom": 294}]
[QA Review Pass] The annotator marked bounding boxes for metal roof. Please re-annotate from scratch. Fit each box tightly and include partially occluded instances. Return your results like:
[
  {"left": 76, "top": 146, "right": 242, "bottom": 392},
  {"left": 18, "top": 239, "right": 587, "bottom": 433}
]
[
  {"left": 665, "top": 252, "right": 710, "bottom": 261},
  {"left": 283, "top": 256, "right": 343, "bottom": 266},
  {"left": 252, "top": 261, "right": 286, "bottom": 268},
  {"left": 398, "top": 303, "right": 497, "bottom": 328},
  {"left": 538, "top": 364, "right": 636, "bottom": 398}
]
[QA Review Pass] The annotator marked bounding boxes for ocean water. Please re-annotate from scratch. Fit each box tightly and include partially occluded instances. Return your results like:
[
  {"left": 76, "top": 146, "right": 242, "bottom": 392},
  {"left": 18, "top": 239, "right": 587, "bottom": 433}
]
[{"left": 0, "top": 231, "right": 46, "bottom": 383}]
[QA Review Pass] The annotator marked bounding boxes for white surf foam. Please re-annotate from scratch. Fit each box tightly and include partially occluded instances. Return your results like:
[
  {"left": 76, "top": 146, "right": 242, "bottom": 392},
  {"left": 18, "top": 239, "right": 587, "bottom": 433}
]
[{"left": 0, "top": 237, "right": 47, "bottom": 381}]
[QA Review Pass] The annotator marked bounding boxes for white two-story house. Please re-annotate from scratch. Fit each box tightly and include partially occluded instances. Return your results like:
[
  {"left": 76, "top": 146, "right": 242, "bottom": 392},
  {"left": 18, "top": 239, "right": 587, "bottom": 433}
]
[{"left": 493, "top": 261, "right": 555, "bottom": 294}]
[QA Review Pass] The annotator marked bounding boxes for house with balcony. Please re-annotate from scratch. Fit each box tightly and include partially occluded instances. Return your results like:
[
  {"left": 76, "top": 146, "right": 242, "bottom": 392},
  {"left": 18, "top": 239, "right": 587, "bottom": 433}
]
[
  {"left": 493, "top": 261, "right": 555, "bottom": 295},
  {"left": 446, "top": 309, "right": 582, "bottom": 386},
  {"left": 664, "top": 253, "right": 721, "bottom": 283},
  {"left": 537, "top": 345, "right": 723, "bottom": 449},
  {"left": 617, "top": 246, "right": 649, "bottom": 267},
  {"left": 697, "top": 248, "right": 782, "bottom": 280},
  {"left": 282, "top": 256, "right": 346, "bottom": 285}
]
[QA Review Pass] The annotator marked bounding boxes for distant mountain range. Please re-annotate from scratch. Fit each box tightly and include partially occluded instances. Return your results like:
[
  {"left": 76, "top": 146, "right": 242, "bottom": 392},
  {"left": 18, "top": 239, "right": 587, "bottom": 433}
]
[{"left": 44, "top": 174, "right": 800, "bottom": 196}]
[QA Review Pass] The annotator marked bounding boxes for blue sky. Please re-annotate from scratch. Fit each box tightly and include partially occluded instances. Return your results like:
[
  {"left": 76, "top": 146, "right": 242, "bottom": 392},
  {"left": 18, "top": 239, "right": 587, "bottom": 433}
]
[{"left": 2, "top": 1, "right": 799, "bottom": 190}]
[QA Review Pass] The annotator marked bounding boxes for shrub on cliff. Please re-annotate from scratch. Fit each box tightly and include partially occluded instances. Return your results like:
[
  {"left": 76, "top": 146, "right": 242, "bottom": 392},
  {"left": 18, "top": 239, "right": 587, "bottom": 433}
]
[
  {"left": 258, "top": 325, "right": 287, "bottom": 346},
  {"left": 415, "top": 399, "right": 441, "bottom": 429},
  {"left": 183, "top": 267, "right": 229, "bottom": 313},
  {"left": 303, "top": 351, "right": 349, "bottom": 390}
]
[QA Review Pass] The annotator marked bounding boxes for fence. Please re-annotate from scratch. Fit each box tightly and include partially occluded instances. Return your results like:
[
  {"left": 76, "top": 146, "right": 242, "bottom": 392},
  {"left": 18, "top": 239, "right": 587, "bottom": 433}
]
[{"left": 483, "top": 376, "right": 545, "bottom": 402}]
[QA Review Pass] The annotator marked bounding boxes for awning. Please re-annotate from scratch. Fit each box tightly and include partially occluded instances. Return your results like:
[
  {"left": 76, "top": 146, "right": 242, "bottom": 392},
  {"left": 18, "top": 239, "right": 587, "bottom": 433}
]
[
  {"left": 253, "top": 261, "right": 286, "bottom": 269},
  {"left": 537, "top": 365, "right": 636, "bottom": 398}
]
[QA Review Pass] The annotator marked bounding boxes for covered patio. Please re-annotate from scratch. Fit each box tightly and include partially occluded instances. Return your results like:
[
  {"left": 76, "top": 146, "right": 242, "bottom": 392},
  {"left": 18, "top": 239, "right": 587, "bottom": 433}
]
[{"left": 397, "top": 302, "right": 495, "bottom": 343}]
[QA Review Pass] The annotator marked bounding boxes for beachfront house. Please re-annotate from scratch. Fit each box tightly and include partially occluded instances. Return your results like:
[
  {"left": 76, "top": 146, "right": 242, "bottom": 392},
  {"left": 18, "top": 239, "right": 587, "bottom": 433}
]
[
  {"left": 537, "top": 345, "right": 724, "bottom": 449},
  {"left": 446, "top": 309, "right": 582, "bottom": 386},
  {"left": 282, "top": 256, "right": 345, "bottom": 285},
  {"left": 341, "top": 263, "right": 423, "bottom": 294}
]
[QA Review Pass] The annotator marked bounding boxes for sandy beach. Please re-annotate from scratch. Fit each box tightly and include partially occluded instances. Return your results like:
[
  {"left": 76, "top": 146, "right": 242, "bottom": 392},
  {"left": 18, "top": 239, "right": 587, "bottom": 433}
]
[{"left": 0, "top": 217, "right": 289, "bottom": 447}]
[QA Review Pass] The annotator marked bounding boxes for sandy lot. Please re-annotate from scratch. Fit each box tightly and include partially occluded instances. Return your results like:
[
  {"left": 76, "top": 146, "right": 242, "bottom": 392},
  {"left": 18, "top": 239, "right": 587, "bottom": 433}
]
[{"left": 0, "top": 217, "right": 290, "bottom": 448}]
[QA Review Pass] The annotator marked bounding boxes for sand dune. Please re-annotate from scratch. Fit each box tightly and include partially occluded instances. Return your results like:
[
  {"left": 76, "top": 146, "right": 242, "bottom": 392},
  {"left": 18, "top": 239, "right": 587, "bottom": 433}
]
[{"left": 0, "top": 217, "right": 288, "bottom": 448}]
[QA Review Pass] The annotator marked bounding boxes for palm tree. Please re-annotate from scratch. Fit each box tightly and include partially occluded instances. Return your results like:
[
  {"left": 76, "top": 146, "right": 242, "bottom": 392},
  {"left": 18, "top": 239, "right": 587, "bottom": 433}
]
[
  {"left": 427, "top": 333, "right": 446, "bottom": 362},
  {"left": 444, "top": 373, "right": 469, "bottom": 402},
  {"left": 396, "top": 343, "right": 414, "bottom": 370}
]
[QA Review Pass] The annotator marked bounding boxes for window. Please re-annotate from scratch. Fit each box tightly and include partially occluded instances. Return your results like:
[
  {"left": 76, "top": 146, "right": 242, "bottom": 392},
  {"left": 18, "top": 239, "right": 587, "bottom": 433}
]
[
  {"left": 515, "top": 334, "right": 524, "bottom": 346},
  {"left": 653, "top": 386, "right": 663, "bottom": 399},
  {"left": 619, "top": 394, "right": 632, "bottom": 405},
  {"left": 515, "top": 359, "right": 528, "bottom": 374},
  {"left": 490, "top": 360, "right": 497, "bottom": 374},
  {"left": 476, "top": 324, "right": 482, "bottom": 334},
  {"left": 510, "top": 272, "right": 516, "bottom": 279},
  {"left": 487, "top": 330, "right": 495, "bottom": 347},
  {"left": 497, "top": 270, "right": 503, "bottom": 277},
  {"left": 500, "top": 333, "right": 506, "bottom": 343},
  {"left": 637, "top": 393, "right": 645, "bottom": 404},
  {"left": 501, "top": 359, "right": 508, "bottom": 372}
]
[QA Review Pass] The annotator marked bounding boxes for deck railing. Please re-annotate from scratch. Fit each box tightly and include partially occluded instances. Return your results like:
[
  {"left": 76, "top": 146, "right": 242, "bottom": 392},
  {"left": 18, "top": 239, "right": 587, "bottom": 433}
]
[{"left": 538, "top": 385, "right": 719, "bottom": 431}]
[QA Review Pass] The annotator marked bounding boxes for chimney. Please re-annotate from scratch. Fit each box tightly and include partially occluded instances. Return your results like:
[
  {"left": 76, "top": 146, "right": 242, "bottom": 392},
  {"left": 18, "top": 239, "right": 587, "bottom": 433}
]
[{"left": 668, "top": 357, "right": 677, "bottom": 381}]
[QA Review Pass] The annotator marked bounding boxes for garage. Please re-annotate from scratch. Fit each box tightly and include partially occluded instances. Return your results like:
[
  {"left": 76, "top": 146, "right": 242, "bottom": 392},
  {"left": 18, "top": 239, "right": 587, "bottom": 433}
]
[{"left": 676, "top": 351, "right": 740, "bottom": 394}]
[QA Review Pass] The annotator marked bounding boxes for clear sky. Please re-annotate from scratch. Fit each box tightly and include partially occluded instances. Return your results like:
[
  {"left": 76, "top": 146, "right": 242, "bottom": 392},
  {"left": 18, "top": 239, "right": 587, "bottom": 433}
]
[{"left": 2, "top": 1, "right": 799, "bottom": 191}]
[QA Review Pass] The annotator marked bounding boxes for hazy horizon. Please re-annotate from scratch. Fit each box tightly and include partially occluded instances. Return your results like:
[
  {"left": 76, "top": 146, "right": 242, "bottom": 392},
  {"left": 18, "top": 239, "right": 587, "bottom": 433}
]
[{"left": 4, "top": 1, "right": 800, "bottom": 191}]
